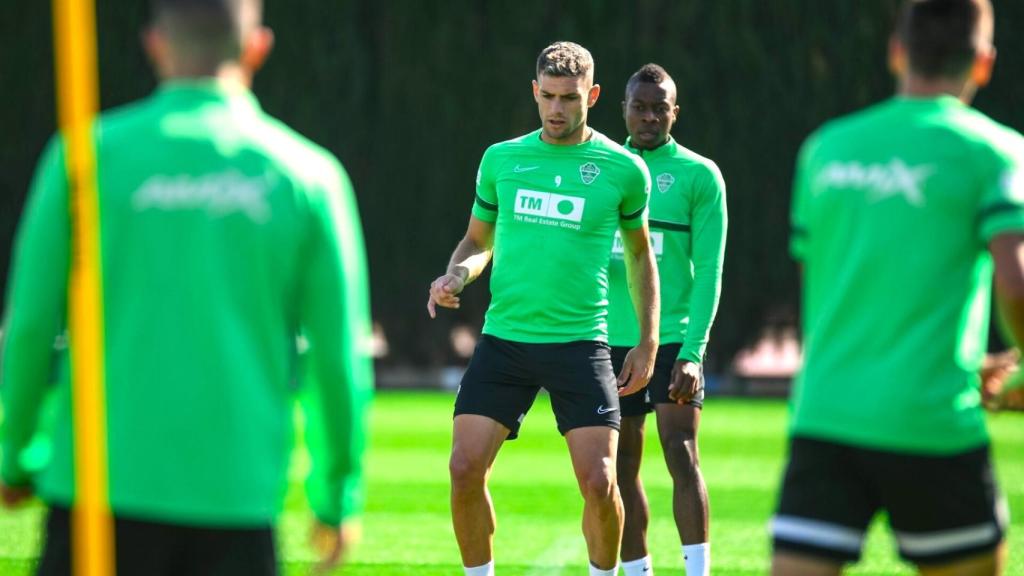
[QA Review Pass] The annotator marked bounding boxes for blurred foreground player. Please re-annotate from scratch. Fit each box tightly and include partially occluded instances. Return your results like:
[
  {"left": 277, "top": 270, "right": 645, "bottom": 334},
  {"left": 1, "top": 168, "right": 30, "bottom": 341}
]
[
  {"left": 0, "top": 1, "right": 373, "bottom": 574},
  {"left": 772, "top": 0, "right": 1022, "bottom": 574},
  {"left": 608, "top": 64, "right": 726, "bottom": 576}
]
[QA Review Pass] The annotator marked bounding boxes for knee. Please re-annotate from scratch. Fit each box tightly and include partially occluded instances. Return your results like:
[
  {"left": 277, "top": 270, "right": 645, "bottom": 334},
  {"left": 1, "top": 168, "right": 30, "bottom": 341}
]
[
  {"left": 580, "top": 466, "right": 617, "bottom": 504},
  {"left": 660, "top": 432, "right": 699, "bottom": 477},
  {"left": 449, "top": 451, "right": 487, "bottom": 491}
]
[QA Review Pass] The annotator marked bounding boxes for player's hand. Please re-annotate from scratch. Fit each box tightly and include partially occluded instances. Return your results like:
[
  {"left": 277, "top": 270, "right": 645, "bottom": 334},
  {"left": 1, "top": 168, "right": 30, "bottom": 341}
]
[
  {"left": 427, "top": 273, "right": 466, "bottom": 318},
  {"left": 669, "top": 360, "right": 703, "bottom": 404},
  {"left": 0, "top": 482, "right": 33, "bottom": 509},
  {"left": 982, "top": 349, "right": 1024, "bottom": 411},
  {"left": 617, "top": 340, "right": 657, "bottom": 397},
  {"left": 310, "top": 519, "right": 361, "bottom": 574}
]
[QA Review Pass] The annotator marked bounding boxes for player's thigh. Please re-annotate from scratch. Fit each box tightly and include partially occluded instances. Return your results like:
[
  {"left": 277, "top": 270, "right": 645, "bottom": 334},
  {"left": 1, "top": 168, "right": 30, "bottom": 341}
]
[
  {"left": 771, "top": 551, "right": 843, "bottom": 576},
  {"left": 451, "top": 414, "right": 510, "bottom": 479},
  {"left": 612, "top": 345, "right": 653, "bottom": 419},
  {"left": 565, "top": 425, "right": 619, "bottom": 490},
  {"left": 541, "top": 340, "right": 620, "bottom": 435},
  {"left": 654, "top": 402, "right": 701, "bottom": 470},
  {"left": 771, "top": 437, "right": 878, "bottom": 565},
  {"left": 454, "top": 335, "right": 541, "bottom": 440},
  {"left": 871, "top": 445, "right": 1008, "bottom": 569},
  {"left": 917, "top": 543, "right": 1006, "bottom": 576}
]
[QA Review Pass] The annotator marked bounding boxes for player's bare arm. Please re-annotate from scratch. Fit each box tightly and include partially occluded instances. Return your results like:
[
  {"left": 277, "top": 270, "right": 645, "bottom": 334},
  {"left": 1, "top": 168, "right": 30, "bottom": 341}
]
[
  {"left": 617, "top": 224, "right": 659, "bottom": 396},
  {"left": 988, "top": 232, "right": 1024, "bottom": 410},
  {"left": 428, "top": 216, "right": 496, "bottom": 318}
]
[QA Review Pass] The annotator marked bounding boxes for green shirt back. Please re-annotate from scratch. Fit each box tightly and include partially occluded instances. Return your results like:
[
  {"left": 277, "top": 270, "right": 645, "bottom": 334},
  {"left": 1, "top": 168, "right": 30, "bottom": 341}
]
[
  {"left": 1, "top": 81, "right": 372, "bottom": 526},
  {"left": 606, "top": 138, "right": 727, "bottom": 362},
  {"left": 790, "top": 96, "right": 1024, "bottom": 454},
  {"left": 472, "top": 129, "right": 651, "bottom": 343}
]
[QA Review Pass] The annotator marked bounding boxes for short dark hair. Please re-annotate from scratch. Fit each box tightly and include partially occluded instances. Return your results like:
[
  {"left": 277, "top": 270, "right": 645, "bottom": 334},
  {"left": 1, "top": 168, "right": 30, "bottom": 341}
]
[
  {"left": 626, "top": 63, "right": 672, "bottom": 92},
  {"left": 897, "top": 0, "right": 993, "bottom": 78},
  {"left": 150, "top": 0, "right": 262, "bottom": 67},
  {"left": 536, "top": 42, "right": 594, "bottom": 80}
]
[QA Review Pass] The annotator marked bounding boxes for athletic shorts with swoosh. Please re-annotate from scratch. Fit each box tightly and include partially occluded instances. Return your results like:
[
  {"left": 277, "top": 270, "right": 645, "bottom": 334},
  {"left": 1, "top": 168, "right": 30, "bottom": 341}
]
[{"left": 454, "top": 335, "right": 620, "bottom": 439}]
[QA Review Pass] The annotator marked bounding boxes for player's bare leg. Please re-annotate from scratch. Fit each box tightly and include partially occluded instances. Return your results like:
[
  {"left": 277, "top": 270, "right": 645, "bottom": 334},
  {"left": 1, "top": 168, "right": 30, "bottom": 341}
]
[
  {"left": 567, "top": 425, "right": 624, "bottom": 571},
  {"left": 655, "top": 404, "right": 709, "bottom": 563},
  {"left": 616, "top": 414, "right": 650, "bottom": 563},
  {"left": 771, "top": 552, "right": 843, "bottom": 576},
  {"left": 449, "top": 414, "right": 509, "bottom": 568},
  {"left": 917, "top": 542, "right": 1006, "bottom": 576}
]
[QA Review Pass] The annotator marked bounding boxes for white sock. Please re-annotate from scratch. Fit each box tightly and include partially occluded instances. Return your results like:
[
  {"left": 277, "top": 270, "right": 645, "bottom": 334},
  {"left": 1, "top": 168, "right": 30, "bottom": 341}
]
[
  {"left": 682, "top": 543, "right": 709, "bottom": 576},
  {"left": 621, "top": 555, "right": 653, "bottom": 575},
  {"left": 588, "top": 562, "right": 618, "bottom": 576},
  {"left": 464, "top": 560, "right": 494, "bottom": 576}
]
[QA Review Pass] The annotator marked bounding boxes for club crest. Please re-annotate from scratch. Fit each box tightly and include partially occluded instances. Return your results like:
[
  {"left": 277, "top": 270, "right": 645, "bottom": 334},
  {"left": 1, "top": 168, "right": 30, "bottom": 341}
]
[
  {"left": 579, "top": 162, "right": 600, "bottom": 185},
  {"left": 656, "top": 172, "right": 675, "bottom": 193}
]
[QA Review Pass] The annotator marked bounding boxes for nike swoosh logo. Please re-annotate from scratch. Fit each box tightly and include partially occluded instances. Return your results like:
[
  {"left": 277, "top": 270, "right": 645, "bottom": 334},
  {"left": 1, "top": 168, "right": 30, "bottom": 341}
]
[
  {"left": 513, "top": 165, "right": 540, "bottom": 173},
  {"left": 596, "top": 406, "right": 617, "bottom": 415}
]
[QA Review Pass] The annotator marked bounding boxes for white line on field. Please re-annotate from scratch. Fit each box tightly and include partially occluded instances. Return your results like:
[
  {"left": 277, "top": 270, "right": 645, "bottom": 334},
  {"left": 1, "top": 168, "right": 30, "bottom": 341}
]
[{"left": 524, "top": 534, "right": 586, "bottom": 576}]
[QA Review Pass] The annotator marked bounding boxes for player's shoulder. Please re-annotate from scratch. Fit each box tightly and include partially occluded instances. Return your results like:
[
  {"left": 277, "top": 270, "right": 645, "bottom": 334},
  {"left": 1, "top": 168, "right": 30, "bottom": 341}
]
[
  {"left": 477, "top": 130, "right": 543, "bottom": 170},
  {"left": 669, "top": 142, "right": 724, "bottom": 184},
  {"left": 590, "top": 130, "right": 649, "bottom": 176},
  {"left": 946, "top": 105, "right": 1024, "bottom": 162},
  {"left": 802, "top": 99, "right": 895, "bottom": 154},
  {"left": 253, "top": 114, "right": 346, "bottom": 187}
]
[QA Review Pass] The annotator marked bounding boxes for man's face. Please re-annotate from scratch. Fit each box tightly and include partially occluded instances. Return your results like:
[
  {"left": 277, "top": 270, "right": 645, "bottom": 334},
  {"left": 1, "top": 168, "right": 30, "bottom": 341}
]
[
  {"left": 533, "top": 73, "right": 599, "bottom": 143},
  {"left": 623, "top": 80, "right": 678, "bottom": 150}
]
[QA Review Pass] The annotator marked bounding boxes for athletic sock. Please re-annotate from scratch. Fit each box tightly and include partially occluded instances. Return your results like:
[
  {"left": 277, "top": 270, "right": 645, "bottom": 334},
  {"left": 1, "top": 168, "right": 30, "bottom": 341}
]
[
  {"left": 464, "top": 560, "right": 494, "bottom": 576},
  {"left": 682, "top": 543, "right": 709, "bottom": 576},
  {"left": 621, "top": 555, "right": 653, "bottom": 575},
  {"left": 588, "top": 562, "right": 618, "bottom": 576}
]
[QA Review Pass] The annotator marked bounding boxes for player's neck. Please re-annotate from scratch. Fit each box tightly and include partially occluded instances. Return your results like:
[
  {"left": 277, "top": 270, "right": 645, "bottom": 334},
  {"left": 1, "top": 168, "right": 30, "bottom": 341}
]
[
  {"left": 542, "top": 124, "right": 593, "bottom": 146},
  {"left": 159, "top": 62, "right": 253, "bottom": 89},
  {"left": 898, "top": 74, "right": 975, "bottom": 104}
]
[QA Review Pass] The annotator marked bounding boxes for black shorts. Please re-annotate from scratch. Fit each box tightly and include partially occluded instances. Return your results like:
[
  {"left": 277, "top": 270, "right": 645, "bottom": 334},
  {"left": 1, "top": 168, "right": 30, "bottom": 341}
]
[
  {"left": 454, "top": 335, "right": 620, "bottom": 439},
  {"left": 37, "top": 506, "right": 278, "bottom": 576},
  {"left": 772, "top": 437, "right": 1007, "bottom": 565},
  {"left": 611, "top": 343, "right": 705, "bottom": 417}
]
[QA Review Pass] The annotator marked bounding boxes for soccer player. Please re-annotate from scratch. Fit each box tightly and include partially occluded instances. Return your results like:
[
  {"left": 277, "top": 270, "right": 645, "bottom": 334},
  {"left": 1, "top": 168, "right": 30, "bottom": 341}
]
[
  {"left": 608, "top": 64, "right": 726, "bottom": 576},
  {"left": 427, "top": 42, "right": 659, "bottom": 576},
  {"left": 772, "top": 0, "right": 1021, "bottom": 574},
  {"left": 0, "top": 1, "right": 372, "bottom": 574}
]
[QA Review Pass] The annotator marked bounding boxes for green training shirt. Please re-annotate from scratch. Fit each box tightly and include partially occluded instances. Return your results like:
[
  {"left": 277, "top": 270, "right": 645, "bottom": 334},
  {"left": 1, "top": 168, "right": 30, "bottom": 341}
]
[
  {"left": 471, "top": 128, "right": 651, "bottom": 343},
  {"left": 790, "top": 95, "right": 1024, "bottom": 454},
  {"left": 606, "top": 137, "right": 727, "bottom": 362},
  {"left": 1, "top": 80, "right": 372, "bottom": 526}
]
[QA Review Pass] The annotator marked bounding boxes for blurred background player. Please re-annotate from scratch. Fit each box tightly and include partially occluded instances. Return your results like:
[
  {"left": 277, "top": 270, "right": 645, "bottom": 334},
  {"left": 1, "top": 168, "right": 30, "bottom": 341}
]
[
  {"left": 772, "top": 0, "right": 1022, "bottom": 574},
  {"left": 427, "top": 42, "right": 659, "bottom": 576},
  {"left": 0, "top": 0, "right": 372, "bottom": 574},
  {"left": 607, "top": 63, "right": 727, "bottom": 576}
]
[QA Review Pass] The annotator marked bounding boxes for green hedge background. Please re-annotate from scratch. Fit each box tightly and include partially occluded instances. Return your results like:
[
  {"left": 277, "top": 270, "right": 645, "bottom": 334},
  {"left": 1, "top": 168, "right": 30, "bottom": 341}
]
[{"left": 3, "top": 1, "right": 1023, "bottom": 368}]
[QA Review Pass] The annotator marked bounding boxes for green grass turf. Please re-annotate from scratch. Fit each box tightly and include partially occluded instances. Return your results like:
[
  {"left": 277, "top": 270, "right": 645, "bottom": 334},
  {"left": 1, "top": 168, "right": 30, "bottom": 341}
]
[{"left": 1, "top": 392, "right": 1021, "bottom": 575}]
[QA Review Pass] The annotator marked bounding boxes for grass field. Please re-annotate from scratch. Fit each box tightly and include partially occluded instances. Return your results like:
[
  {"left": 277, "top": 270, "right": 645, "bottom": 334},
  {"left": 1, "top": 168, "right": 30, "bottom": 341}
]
[{"left": 1, "top": 391, "right": 1021, "bottom": 575}]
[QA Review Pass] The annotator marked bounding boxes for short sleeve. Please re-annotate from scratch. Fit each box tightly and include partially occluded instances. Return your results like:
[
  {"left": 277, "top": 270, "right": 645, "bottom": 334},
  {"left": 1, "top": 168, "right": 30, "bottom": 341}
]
[
  {"left": 619, "top": 157, "right": 651, "bottom": 231},
  {"left": 978, "top": 137, "right": 1024, "bottom": 242},
  {"left": 471, "top": 146, "right": 499, "bottom": 223},
  {"left": 790, "top": 135, "right": 817, "bottom": 260}
]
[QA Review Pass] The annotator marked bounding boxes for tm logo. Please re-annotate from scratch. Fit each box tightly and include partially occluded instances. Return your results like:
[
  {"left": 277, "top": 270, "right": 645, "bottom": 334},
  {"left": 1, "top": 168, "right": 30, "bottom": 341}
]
[{"left": 514, "top": 189, "right": 585, "bottom": 222}]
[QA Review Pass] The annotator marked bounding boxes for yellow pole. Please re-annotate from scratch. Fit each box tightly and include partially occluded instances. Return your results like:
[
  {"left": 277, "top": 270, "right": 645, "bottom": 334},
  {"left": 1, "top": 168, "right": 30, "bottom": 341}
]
[{"left": 51, "top": 0, "right": 114, "bottom": 575}]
